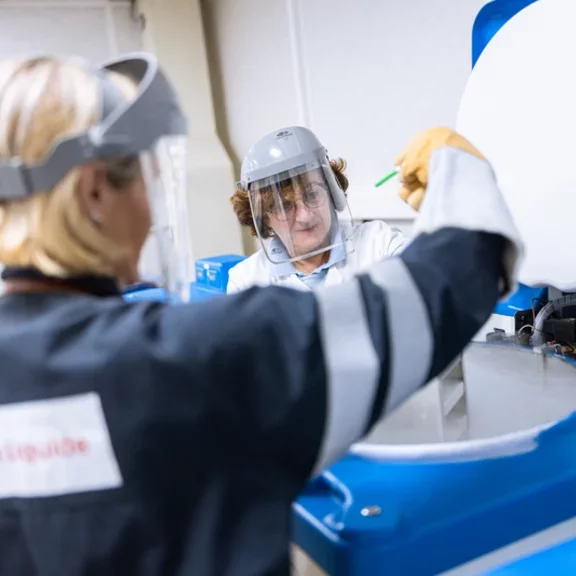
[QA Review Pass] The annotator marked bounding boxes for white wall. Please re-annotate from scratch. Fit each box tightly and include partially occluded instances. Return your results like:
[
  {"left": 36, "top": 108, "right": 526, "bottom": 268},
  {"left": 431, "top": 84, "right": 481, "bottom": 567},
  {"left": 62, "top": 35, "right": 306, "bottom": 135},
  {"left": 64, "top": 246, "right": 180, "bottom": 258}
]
[
  {"left": 137, "top": 0, "right": 244, "bottom": 262},
  {"left": 0, "top": 1, "right": 141, "bottom": 60},
  {"left": 203, "top": 0, "right": 488, "bottom": 252}
]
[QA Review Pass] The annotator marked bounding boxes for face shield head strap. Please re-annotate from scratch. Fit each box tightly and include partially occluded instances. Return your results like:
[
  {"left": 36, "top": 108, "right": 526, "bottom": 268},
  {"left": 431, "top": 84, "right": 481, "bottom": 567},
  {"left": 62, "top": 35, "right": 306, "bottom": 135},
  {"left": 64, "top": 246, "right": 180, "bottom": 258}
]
[
  {"left": 96, "top": 68, "right": 123, "bottom": 123},
  {"left": 0, "top": 52, "right": 187, "bottom": 201}
]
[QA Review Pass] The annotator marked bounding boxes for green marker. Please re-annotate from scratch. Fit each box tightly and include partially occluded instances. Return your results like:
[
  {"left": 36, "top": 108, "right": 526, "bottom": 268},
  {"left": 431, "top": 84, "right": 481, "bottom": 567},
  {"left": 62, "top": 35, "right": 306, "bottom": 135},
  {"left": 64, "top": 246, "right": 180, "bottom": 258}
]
[{"left": 374, "top": 168, "right": 399, "bottom": 188}]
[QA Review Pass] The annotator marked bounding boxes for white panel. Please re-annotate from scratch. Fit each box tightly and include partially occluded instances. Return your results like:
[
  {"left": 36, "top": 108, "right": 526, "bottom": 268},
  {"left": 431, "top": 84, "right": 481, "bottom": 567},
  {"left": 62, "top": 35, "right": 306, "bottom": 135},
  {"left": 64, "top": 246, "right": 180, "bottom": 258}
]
[
  {"left": 206, "top": 0, "right": 487, "bottom": 224},
  {"left": 138, "top": 0, "right": 243, "bottom": 259},
  {"left": 0, "top": 7, "right": 109, "bottom": 60},
  {"left": 297, "top": 0, "right": 486, "bottom": 221},
  {"left": 112, "top": 6, "right": 143, "bottom": 53},
  {"left": 202, "top": 0, "right": 300, "bottom": 164}
]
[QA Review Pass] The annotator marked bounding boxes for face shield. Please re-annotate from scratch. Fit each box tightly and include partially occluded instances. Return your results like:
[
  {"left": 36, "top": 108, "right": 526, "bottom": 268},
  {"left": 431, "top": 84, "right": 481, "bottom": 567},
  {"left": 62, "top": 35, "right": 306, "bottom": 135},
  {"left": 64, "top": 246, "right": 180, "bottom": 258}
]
[
  {"left": 245, "top": 158, "right": 354, "bottom": 265},
  {"left": 138, "top": 136, "right": 191, "bottom": 302},
  {"left": 0, "top": 52, "right": 193, "bottom": 302}
]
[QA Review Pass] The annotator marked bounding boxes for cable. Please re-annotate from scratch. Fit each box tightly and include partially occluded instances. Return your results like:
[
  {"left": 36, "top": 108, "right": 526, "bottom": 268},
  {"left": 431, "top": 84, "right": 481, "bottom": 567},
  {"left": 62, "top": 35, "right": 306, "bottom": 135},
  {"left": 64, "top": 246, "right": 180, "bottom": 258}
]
[{"left": 532, "top": 295, "right": 576, "bottom": 347}]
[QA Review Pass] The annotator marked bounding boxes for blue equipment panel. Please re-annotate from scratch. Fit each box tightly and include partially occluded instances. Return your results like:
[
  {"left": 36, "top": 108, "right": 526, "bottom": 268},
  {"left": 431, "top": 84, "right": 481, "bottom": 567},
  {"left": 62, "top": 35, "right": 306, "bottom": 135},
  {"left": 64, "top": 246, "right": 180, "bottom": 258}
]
[
  {"left": 484, "top": 538, "right": 576, "bottom": 575},
  {"left": 293, "top": 412, "right": 576, "bottom": 575},
  {"left": 494, "top": 284, "right": 547, "bottom": 317},
  {"left": 123, "top": 283, "right": 224, "bottom": 303},
  {"left": 123, "top": 254, "right": 245, "bottom": 303},
  {"left": 195, "top": 254, "right": 244, "bottom": 293}
]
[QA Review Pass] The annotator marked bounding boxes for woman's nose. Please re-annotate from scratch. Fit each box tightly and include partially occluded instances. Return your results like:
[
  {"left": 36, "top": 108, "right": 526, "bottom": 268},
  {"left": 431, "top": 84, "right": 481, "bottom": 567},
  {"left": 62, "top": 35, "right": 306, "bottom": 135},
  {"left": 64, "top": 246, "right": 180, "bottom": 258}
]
[{"left": 294, "top": 200, "right": 314, "bottom": 221}]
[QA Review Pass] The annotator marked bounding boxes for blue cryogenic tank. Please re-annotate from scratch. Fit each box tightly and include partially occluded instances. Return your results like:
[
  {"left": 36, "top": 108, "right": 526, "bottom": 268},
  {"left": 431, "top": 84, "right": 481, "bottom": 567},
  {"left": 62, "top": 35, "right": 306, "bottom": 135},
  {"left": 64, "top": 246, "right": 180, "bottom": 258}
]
[
  {"left": 292, "top": 343, "right": 576, "bottom": 575},
  {"left": 483, "top": 537, "right": 576, "bottom": 575}
]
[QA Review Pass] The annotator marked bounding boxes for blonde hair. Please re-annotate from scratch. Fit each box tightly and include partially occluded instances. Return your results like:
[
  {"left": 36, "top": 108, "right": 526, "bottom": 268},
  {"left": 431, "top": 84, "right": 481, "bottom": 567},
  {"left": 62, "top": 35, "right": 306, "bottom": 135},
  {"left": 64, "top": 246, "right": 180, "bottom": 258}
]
[{"left": 0, "top": 56, "right": 139, "bottom": 277}]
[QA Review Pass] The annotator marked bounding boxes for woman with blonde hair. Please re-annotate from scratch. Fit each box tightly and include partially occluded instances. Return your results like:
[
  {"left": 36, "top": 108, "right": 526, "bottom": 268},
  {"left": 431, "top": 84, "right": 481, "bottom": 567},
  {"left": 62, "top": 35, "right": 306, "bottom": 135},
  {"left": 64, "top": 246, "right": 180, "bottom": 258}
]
[{"left": 0, "top": 51, "right": 520, "bottom": 575}]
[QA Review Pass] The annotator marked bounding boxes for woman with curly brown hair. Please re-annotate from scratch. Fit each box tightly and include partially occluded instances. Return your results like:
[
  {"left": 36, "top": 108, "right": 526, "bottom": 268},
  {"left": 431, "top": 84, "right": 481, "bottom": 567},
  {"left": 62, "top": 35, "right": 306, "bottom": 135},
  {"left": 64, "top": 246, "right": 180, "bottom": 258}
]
[{"left": 227, "top": 126, "right": 407, "bottom": 292}]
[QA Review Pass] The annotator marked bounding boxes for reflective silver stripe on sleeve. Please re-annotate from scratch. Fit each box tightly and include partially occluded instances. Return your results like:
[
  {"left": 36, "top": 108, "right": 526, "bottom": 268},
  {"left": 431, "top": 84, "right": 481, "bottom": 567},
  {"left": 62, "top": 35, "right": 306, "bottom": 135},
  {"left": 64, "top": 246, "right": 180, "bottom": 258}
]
[
  {"left": 369, "top": 257, "right": 433, "bottom": 414},
  {"left": 313, "top": 278, "right": 380, "bottom": 475}
]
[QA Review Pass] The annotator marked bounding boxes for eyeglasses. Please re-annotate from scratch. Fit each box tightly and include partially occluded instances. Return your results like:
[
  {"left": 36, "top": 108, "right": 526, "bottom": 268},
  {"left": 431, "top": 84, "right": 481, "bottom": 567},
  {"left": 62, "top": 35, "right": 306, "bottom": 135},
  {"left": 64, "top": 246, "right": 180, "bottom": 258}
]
[{"left": 267, "top": 184, "right": 328, "bottom": 221}]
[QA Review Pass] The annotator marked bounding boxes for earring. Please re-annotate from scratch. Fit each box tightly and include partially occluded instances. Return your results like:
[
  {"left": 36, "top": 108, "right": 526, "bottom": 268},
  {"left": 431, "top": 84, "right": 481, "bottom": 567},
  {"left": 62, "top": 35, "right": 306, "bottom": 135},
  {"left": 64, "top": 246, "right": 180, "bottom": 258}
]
[{"left": 90, "top": 211, "right": 102, "bottom": 225}]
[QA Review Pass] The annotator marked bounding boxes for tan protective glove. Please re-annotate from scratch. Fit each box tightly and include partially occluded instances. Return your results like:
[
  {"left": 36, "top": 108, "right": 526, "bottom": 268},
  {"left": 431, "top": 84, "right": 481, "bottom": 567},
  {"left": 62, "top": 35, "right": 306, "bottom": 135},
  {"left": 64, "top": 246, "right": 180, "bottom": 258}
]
[{"left": 394, "top": 127, "right": 486, "bottom": 211}]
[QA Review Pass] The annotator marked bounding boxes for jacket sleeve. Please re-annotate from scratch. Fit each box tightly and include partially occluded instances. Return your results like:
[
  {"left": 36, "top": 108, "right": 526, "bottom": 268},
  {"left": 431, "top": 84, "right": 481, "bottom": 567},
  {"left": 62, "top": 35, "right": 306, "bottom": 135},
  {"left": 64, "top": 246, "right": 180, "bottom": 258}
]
[
  {"left": 148, "top": 148, "right": 521, "bottom": 478},
  {"left": 152, "top": 228, "right": 507, "bottom": 479}
]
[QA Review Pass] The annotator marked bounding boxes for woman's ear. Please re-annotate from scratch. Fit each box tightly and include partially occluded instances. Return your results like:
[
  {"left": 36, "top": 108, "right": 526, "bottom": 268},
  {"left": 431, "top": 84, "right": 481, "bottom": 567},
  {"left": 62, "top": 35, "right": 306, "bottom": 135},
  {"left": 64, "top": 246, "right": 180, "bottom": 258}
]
[{"left": 77, "top": 163, "right": 108, "bottom": 226}]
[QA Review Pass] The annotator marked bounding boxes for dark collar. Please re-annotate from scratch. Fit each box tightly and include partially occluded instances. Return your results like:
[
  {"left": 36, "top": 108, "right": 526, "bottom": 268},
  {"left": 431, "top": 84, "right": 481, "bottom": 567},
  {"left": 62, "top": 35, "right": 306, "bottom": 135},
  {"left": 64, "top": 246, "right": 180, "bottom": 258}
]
[{"left": 1, "top": 267, "right": 121, "bottom": 297}]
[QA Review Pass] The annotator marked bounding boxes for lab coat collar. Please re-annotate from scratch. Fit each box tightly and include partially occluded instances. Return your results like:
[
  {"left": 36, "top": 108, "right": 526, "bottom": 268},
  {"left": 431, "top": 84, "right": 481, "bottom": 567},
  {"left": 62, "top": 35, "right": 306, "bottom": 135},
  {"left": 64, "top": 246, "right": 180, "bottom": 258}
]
[{"left": 266, "top": 232, "right": 348, "bottom": 278}]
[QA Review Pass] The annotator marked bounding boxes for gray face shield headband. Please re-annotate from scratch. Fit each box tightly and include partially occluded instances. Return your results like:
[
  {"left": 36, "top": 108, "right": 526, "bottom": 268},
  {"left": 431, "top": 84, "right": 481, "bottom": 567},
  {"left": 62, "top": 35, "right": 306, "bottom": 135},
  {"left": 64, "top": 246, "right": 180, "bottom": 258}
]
[{"left": 0, "top": 52, "right": 187, "bottom": 200}]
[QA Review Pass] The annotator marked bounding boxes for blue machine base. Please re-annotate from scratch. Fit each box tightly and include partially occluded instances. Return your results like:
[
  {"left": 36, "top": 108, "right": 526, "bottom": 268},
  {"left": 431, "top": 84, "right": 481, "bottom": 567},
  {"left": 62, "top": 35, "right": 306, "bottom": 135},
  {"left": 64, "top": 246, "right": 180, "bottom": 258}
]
[
  {"left": 293, "top": 413, "right": 576, "bottom": 575},
  {"left": 486, "top": 538, "right": 576, "bottom": 574}
]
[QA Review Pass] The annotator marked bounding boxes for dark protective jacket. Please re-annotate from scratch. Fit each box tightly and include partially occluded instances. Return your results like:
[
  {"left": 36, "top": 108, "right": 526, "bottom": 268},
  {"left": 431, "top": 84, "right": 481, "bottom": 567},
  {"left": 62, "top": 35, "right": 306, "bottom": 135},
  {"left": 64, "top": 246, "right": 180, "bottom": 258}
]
[{"left": 0, "top": 227, "right": 505, "bottom": 576}]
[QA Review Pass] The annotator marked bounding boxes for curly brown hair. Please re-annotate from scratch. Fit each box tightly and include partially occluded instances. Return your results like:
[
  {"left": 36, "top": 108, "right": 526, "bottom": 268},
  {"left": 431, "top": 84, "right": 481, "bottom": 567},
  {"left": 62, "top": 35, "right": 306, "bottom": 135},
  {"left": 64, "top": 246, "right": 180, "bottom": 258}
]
[{"left": 230, "top": 158, "right": 349, "bottom": 238}]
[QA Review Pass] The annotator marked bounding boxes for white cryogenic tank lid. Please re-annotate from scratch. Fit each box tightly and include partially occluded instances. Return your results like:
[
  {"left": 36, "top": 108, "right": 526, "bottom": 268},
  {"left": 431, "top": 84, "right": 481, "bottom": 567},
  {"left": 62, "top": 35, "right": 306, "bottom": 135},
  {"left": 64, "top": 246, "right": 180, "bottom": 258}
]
[
  {"left": 457, "top": 0, "right": 576, "bottom": 291},
  {"left": 352, "top": 343, "right": 576, "bottom": 463}
]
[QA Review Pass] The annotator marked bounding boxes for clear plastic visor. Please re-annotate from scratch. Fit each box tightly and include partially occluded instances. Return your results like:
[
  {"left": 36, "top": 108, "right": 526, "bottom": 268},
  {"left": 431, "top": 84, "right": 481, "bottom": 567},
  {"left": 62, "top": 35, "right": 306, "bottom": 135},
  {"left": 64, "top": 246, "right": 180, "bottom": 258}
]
[
  {"left": 247, "top": 159, "right": 353, "bottom": 265},
  {"left": 137, "top": 135, "right": 192, "bottom": 302}
]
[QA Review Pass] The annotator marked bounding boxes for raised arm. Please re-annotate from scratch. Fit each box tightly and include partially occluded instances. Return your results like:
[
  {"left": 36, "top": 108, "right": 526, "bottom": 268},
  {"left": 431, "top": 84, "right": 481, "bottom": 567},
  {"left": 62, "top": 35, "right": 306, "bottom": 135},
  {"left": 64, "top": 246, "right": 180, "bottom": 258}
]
[{"left": 151, "top": 128, "right": 521, "bottom": 480}]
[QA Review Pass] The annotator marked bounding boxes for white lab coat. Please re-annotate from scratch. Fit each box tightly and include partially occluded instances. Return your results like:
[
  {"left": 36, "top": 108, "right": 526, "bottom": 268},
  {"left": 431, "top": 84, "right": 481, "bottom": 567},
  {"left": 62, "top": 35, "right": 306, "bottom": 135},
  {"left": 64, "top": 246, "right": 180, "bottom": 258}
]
[{"left": 227, "top": 220, "right": 406, "bottom": 293}]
